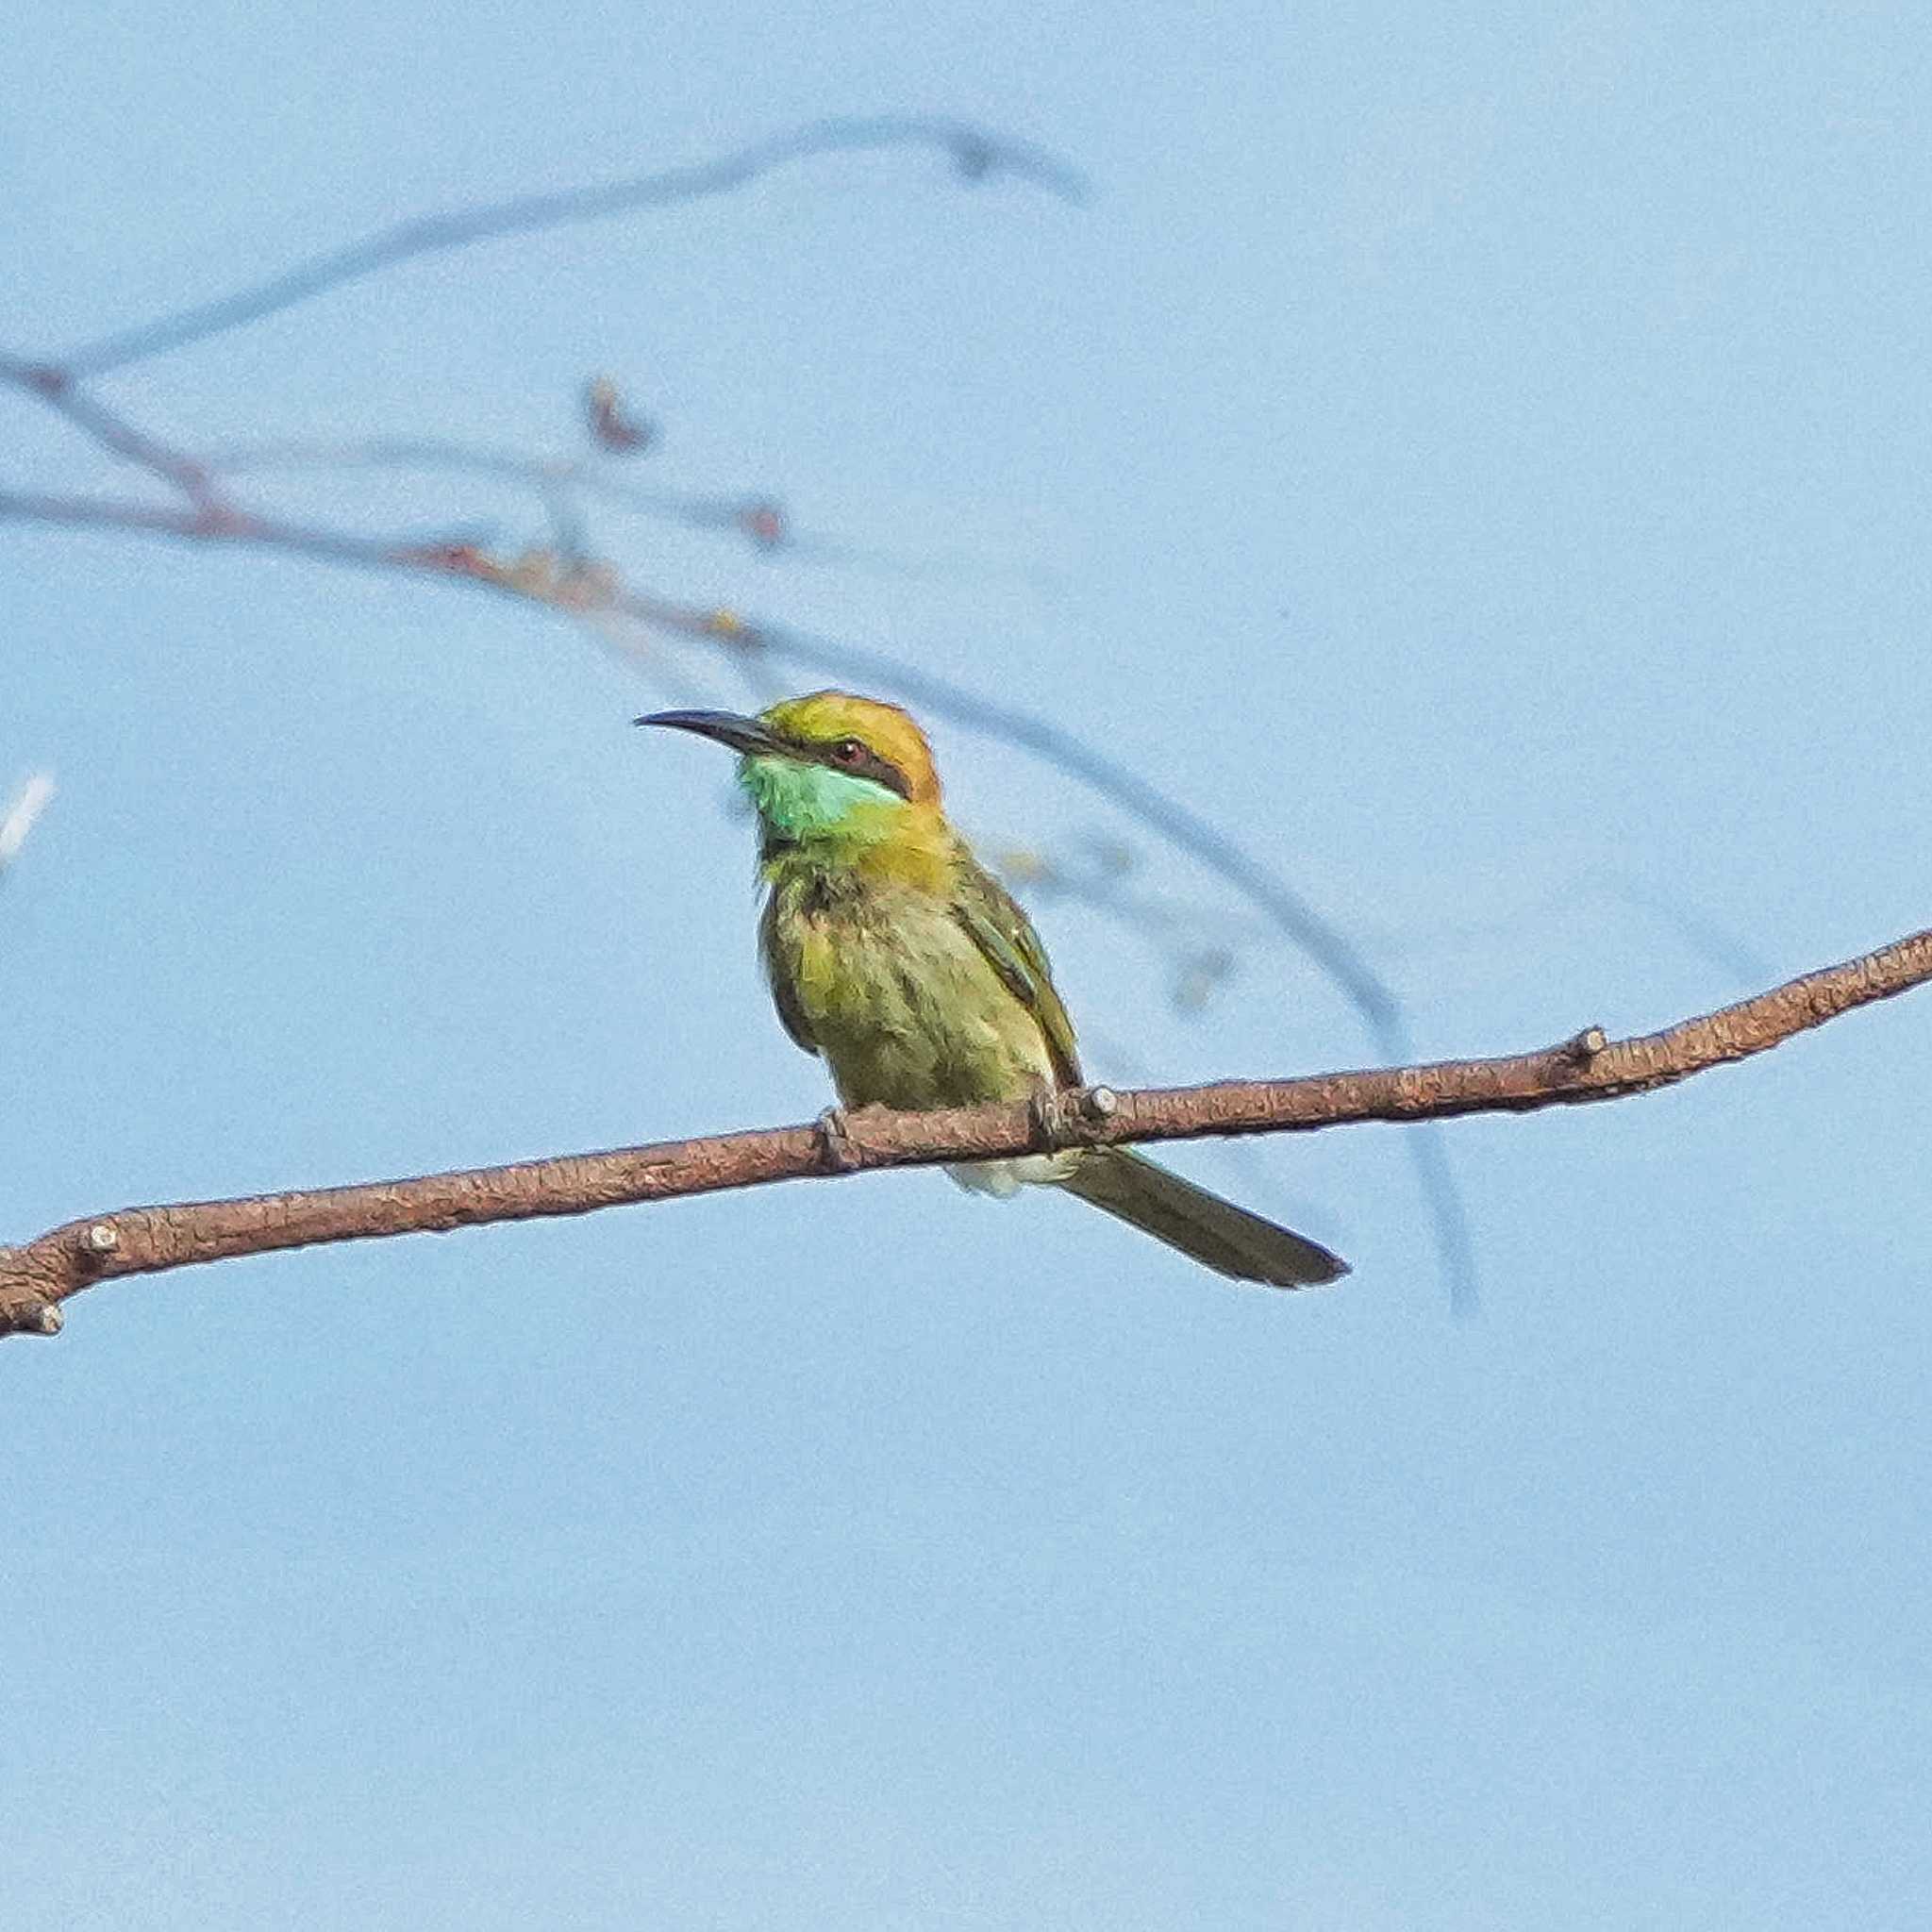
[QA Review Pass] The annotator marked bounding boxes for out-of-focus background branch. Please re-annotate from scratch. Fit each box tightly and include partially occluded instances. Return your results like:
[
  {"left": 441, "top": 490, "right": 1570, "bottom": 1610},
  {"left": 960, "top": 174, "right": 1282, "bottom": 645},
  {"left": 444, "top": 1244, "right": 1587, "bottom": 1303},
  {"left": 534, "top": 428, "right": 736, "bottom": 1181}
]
[{"left": 0, "top": 774, "right": 54, "bottom": 884}]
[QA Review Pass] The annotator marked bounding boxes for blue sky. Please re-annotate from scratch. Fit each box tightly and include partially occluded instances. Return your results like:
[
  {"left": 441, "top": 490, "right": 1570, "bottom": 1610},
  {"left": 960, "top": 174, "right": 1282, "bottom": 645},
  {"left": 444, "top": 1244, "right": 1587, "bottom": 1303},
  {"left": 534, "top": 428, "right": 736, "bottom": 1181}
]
[{"left": 4, "top": 3, "right": 1928, "bottom": 1925}]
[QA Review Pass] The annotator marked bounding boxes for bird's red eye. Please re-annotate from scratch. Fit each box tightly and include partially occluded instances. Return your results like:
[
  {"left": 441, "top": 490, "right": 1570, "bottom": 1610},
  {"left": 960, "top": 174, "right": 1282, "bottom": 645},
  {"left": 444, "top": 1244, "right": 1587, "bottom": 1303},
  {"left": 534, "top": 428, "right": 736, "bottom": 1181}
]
[{"left": 832, "top": 739, "right": 865, "bottom": 766}]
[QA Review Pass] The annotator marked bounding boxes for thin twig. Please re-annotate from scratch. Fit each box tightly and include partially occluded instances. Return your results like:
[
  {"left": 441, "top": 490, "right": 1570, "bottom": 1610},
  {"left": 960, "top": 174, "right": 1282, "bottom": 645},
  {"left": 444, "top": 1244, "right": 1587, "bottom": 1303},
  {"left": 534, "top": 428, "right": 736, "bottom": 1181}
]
[
  {"left": 0, "top": 352, "right": 221, "bottom": 506},
  {"left": 0, "top": 482, "right": 1415, "bottom": 1041},
  {"left": 208, "top": 435, "right": 790, "bottom": 554},
  {"left": 3, "top": 927, "right": 1924, "bottom": 1338},
  {"left": 212, "top": 433, "right": 1056, "bottom": 583},
  {"left": 48, "top": 117, "right": 1089, "bottom": 377}
]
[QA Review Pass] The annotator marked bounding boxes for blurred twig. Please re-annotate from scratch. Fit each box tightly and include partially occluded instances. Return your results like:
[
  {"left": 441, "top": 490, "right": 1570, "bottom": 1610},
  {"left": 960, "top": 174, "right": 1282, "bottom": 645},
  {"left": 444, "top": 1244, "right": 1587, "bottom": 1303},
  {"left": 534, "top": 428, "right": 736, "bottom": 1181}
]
[
  {"left": 209, "top": 434, "right": 795, "bottom": 558},
  {"left": 45, "top": 117, "right": 1089, "bottom": 378},
  {"left": 209, "top": 431, "right": 1058, "bottom": 587},
  {"left": 0, "top": 774, "right": 54, "bottom": 882},
  {"left": 991, "top": 837, "right": 1250, "bottom": 1012}
]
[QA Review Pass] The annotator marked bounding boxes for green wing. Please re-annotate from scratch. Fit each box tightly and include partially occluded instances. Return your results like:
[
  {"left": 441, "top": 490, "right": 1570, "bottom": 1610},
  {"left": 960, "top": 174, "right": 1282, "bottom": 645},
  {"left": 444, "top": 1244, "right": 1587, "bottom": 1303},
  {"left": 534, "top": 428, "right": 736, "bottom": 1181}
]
[
  {"left": 952, "top": 858, "right": 1083, "bottom": 1088},
  {"left": 758, "top": 892, "right": 820, "bottom": 1058}
]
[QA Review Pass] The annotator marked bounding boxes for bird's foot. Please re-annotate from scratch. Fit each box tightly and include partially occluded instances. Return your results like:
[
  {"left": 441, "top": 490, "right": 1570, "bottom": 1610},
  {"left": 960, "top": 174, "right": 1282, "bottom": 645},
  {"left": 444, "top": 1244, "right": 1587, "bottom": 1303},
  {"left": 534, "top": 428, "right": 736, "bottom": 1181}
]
[
  {"left": 814, "top": 1106, "right": 863, "bottom": 1174},
  {"left": 1029, "top": 1084, "right": 1119, "bottom": 1150},
  {"left": 1028, "top": 1086, "right": 1074, "bottom": 1151}
]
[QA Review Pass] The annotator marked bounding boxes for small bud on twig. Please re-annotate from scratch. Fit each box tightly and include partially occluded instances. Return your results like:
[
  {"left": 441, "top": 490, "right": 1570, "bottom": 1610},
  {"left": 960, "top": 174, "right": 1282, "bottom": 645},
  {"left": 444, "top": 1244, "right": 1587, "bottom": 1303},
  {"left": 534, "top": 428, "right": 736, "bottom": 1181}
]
[
  {"left": 1557, "top": 1025, "right": 1609, "bottom": 1063},
  {"left": 583, "top": 377, "right": 656, "bottom": 456},
  {"left": 736, "top": 499, "right": 789, "bottom": 551}
]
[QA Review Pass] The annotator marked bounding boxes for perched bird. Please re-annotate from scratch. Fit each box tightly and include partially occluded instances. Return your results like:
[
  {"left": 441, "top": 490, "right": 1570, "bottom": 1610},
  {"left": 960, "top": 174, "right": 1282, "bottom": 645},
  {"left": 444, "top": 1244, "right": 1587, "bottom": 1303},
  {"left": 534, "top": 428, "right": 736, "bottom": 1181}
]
[{"left": 637, "top": 691, "right": 1347, "bottom": 1289}]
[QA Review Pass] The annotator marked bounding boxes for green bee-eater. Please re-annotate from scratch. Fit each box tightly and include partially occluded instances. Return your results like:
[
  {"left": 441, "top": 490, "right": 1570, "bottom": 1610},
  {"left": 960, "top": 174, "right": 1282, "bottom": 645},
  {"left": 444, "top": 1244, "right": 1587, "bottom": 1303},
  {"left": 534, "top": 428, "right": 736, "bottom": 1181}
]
[{"left": 638, "top": 691, "right": 1347, "bottom": 1289}]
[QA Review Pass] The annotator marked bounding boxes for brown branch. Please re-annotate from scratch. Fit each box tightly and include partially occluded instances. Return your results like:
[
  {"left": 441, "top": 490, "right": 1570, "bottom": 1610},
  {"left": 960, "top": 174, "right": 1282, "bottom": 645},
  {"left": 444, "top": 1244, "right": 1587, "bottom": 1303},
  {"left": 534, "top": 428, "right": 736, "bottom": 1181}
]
[{"left": 4, "top": 928, "right": 1924, "bottom": 1340}]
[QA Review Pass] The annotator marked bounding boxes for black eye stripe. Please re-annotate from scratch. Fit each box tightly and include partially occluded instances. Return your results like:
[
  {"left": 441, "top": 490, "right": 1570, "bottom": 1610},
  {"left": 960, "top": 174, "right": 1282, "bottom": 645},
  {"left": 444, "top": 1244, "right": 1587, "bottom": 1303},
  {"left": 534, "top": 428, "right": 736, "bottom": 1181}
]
[
  {"left": 839, "top": 746, "right": 912, "bottom": 798},
  {"left": 782, "top": 733, "right": 913, "bottom": 799}
]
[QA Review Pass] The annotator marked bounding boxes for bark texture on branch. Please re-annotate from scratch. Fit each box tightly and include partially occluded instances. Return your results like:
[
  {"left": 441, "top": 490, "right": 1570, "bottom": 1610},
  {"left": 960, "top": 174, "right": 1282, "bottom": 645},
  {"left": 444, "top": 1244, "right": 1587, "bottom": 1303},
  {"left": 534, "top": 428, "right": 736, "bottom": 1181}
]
[{"left": 3, "top": 928, "right": 1925, "bottom": 1338}]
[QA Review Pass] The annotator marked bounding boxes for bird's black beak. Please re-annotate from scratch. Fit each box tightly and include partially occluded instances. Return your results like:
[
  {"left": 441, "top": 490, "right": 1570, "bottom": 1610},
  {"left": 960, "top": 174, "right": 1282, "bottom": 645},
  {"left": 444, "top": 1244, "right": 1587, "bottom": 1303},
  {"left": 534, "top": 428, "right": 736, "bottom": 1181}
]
[{"left": 633, "top": 708, "right": 787, "bottom": 757}]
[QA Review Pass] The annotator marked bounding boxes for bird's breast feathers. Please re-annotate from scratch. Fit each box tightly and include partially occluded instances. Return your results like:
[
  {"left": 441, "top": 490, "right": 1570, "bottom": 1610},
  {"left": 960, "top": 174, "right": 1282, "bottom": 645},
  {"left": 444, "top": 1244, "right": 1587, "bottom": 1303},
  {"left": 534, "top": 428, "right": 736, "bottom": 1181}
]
[{"left": 760, "top": 870, "right": 1061, "bottom": 1111}]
